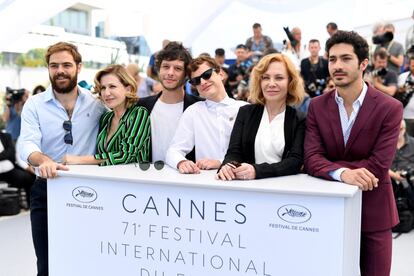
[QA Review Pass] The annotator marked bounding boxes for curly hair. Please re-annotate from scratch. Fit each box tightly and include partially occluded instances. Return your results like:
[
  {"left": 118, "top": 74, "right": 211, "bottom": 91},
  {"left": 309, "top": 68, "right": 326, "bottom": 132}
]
[
  {"left": 249, "top": 53, "right": 304, "bottom": 106},
  {"left": 325, "top": 30, "right": 369, "bottom": 64},
  {"left": 154, "top": 41, "right": 192, "bottom": 78}
]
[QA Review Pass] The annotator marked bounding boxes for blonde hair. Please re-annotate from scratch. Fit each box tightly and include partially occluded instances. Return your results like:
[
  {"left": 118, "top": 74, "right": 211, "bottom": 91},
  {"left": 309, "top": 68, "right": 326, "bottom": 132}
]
[
  {"left": 249, "top": 53, "right": 304, "bottom": 105},
  {"left": 94, "top": 64, "right": 138, "bottom": 108}
]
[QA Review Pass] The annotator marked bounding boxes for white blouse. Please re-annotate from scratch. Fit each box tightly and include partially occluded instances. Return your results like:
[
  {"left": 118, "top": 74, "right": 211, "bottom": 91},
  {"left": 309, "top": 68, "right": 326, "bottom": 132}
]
[{"left": 254, "top": 108, "right": 285, "bottom": 164}]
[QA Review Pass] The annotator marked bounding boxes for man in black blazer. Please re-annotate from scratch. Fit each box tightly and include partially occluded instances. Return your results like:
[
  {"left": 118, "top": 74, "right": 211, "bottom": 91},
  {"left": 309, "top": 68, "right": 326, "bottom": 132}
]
[
  {"left": 136, "top": 42, "right": 203, "bottom": 162},
  {"left": 0, "top": 132, "right": 35, "bottom": 207}
]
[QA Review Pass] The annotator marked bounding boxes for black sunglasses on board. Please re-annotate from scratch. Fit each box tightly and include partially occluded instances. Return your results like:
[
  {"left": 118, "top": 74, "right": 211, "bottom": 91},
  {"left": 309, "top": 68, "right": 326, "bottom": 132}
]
[
  {"left": 189, "top": 68, "right": 214, "bottom": 86},
  {"left": 134, "top": 160, "right": 165, "bottom": 171}
]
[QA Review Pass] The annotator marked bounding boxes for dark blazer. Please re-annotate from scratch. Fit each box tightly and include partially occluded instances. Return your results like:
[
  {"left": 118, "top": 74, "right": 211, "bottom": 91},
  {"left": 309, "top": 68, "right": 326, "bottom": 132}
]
[
  {"left": 222, "top": 104, "right": 306, "bottom": 179},
  {"left": 137, "top": 92, "right": 204, "bottom": 113},
  {"left": 0, "top": 132, "right": 15, "bottom": 164},
  {"left": 304, "top": 84, "right": 403, "bottom": 232},
  {"left": 136, "top": 92, "right": 204, "bottom": 162}
]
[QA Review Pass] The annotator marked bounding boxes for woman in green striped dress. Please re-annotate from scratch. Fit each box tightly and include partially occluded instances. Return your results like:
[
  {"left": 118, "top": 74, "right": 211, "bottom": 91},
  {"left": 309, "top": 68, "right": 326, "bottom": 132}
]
[{"left": 63, "top": 64, "right": 150, "bottom": 165}]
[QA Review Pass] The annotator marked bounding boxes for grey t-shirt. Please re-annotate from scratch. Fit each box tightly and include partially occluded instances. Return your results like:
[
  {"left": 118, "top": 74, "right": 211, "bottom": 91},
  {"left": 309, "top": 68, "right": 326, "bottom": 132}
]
[{"left": 376, "top": 41, "right": 404, "bottom": 75}]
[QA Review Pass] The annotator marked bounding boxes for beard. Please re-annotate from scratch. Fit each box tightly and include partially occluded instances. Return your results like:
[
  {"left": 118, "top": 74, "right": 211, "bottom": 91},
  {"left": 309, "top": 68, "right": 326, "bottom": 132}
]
[
  {"left": 50, "top": 72, "right": 78, "bottom": 94},
  {"left": 160, "top": 77, "right": 186, "bottom": 92}
]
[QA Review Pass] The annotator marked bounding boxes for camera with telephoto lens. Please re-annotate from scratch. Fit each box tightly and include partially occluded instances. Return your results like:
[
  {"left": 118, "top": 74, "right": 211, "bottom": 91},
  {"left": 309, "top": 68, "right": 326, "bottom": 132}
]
[
  {"left": 400, "top": 168, "right": 414, "bottom": 187},
  {"left": 404, "top": 76, "right": 414, "bottom": 94},
  {"left": 5, "top": 87, "right": 25, "bottom": 106},
  {"left": 283, "top": 27, "right": 299, "bottom": 48},
  {"left": 372, "top": 32, "right": 394, "bottom": 45},
  {"left": 307, "top": 78, "right": 326, "bottom": 96},
  {"left": 393, "top": 75, "right": 414, "bottom": 107},
  {"left": 371, "top": 67, "right": 388, "bottom": 78},
  {"left": 407, "top": 77, "right": 414, "bottom": 87}
]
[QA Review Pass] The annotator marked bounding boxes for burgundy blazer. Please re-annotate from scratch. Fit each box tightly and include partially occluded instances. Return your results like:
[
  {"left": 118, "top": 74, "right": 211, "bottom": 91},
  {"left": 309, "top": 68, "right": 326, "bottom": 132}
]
[{"left": 304, "top": 84, "right": 403, "bottom": 232}]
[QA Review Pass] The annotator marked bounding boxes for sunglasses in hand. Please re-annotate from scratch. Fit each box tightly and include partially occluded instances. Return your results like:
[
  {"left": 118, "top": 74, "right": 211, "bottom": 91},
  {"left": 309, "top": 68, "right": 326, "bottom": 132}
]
[{"left": 227, "top": 161, "right": 241, "bottom": 169}]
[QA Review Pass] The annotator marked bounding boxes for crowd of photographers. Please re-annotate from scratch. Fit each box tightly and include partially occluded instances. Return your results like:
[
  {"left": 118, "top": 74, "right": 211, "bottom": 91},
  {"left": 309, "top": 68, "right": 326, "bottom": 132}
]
[
  {"left": 2, "top": 16, "right": 414, "bottom": 217},
  {"left": 0, "top": 85, "right": 45, "bottom": 210}
]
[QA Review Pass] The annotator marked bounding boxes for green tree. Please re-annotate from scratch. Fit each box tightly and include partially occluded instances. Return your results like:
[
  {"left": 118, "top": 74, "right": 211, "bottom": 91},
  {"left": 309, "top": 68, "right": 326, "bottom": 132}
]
[{"left": 16, "top": 48, "right": 47, "bottom": 67}]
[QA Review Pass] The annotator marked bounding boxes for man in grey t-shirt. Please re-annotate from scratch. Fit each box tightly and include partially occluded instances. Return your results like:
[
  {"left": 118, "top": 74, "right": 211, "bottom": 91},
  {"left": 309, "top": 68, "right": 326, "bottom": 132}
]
[
  {"left": 365, "top": 48, "right": 398, "bottom": 96},
  {"left": 375, "top": 22, "right": 404, "bottom": 75}
]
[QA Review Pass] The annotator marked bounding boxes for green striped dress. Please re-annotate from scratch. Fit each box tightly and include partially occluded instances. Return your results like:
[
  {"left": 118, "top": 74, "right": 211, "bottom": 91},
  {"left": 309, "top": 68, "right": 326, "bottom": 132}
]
[{"left": 94, "top": 106, "right": 150, "bottom": 166}]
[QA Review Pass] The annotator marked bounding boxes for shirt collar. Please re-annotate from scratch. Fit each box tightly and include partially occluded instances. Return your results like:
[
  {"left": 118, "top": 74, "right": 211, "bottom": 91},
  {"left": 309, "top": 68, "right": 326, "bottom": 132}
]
[
  {"left": 43, "top": 85, "right": 87, "bottom": 103},
  {"left": 334, "top": 82, "right": 368, "bottom": 106},
  {"left": 205, "top": 95, "right": 233, "bottom": 108}
]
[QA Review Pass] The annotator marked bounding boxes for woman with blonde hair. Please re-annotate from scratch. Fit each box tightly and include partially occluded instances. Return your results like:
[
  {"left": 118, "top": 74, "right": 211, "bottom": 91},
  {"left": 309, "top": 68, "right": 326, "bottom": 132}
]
[
  {"left": 63, "top": 64, "right": 150, "bottom": 165},
  {"left": 217, "top": 53, "right": 306, "bottom": 180}
]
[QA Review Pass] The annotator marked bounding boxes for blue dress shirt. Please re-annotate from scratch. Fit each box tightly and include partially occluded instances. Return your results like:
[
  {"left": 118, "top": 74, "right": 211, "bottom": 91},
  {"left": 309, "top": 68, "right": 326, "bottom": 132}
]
[
  {"left": 19, "top": 85, "right": 106, "bottom": 163},
  {"left": 5, "top": 106, "right": 21, "bottom": 141},
  {"left": 330, "top": 82, "right": 368, "bottom": 181}
]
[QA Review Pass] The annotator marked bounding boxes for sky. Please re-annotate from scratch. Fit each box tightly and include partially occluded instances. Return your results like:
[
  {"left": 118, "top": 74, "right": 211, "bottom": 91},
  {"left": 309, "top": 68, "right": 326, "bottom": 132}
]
[
  {"left": 88, "top": 0, "right": 412, "bottom": 57},
  {"left": 0, "top": 0, "right": 412, "bottom": 57}
]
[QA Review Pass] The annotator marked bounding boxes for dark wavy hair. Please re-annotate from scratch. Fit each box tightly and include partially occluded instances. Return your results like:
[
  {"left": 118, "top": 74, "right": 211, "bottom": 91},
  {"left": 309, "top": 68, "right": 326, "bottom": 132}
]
[
  {"left": 154, "top": 41, "right": 192, "bottom": 78},
  {"left": 325, "top": 30, "right": 369, "bottom": 64}
]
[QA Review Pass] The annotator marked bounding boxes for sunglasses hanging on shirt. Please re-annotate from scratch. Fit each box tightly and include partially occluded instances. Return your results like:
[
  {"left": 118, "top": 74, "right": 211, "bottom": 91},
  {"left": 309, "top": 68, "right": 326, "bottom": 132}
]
[{"left": 63, "top": 120, "right": 73, "bottom": 145}]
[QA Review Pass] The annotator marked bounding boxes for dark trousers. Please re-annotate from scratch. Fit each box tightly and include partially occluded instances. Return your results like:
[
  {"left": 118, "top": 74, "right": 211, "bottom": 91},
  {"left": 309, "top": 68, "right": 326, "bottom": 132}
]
[
  {"left": 30, "top": 178, "right": 48, "bottom": 276},
  {"left": 0, "top": 166, "right": 35, "bottom": 207},
  {"left": 360, "top": 229, "right": 392, "bottom": 276}
]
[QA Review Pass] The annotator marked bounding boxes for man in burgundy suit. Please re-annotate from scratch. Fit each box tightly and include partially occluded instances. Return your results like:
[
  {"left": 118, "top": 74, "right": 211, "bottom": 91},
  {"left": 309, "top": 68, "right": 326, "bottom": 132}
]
[{"left": 304, "top": 31, "right": 403, "bottom": 276}]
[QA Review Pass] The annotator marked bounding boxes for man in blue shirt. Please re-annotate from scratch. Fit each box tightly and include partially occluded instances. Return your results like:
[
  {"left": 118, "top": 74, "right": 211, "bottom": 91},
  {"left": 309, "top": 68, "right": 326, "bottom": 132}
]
[{"left": 19, "top": 42, "right": 105, "bottom": 276}]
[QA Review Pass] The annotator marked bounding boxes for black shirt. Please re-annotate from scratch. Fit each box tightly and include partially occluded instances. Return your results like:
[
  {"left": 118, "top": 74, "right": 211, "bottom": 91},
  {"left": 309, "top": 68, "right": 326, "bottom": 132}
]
[
  {"left": 391, "top": 134, "right": 414, "bottom": 171},
  {"left": 300, "top": 56, "right": 329, "bottom": 97}
]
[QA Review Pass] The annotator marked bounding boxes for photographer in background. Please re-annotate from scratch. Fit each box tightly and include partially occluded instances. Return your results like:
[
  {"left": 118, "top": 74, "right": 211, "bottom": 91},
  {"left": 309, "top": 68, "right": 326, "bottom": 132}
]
[
  {"left": 227, "top": 44, "right": 252, "bottom": 97},
  {"left": 2, "top": 87, "right": 29, "bottom": 142},
  {"left": 214, "top": 48, "right": 229, "bottom": 69},
  {"left": 398, "top": 56, "right": 414, "bottom": 136},
  {"left": 245, "top": 23, "right": 273, "bottom": 62},
  {"left": 373, "top": 22, "right": 404, "bottom": 75},
  {"left": 389, "top": 120, "right": 414, "bottom": 233},
  {"left": 365, "top": 48, "right": 398, "bottom": 96},
  {"left": 389, "top": 120, "right": 414, "bottom": 182},
  {"left": 0, "top": 132, "right": 35, "bottom": 208},
  {"left": 300, "top": 39, "right": 329, "bottom": 98},
  {"left": 326, "top": 22, "right": 338, "bottom": 37},
  {"left": 405, "top": 10, "right": 414, "bottom": 58},
  {"left": 282, "top": 26, "right": 308, "bottom": 70}
]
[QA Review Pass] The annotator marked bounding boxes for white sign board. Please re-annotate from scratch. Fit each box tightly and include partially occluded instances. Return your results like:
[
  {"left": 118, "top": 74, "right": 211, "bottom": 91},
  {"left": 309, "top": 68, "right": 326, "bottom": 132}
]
[{"left": 48, "top": 171, "right": 358, "bottom": 276}]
